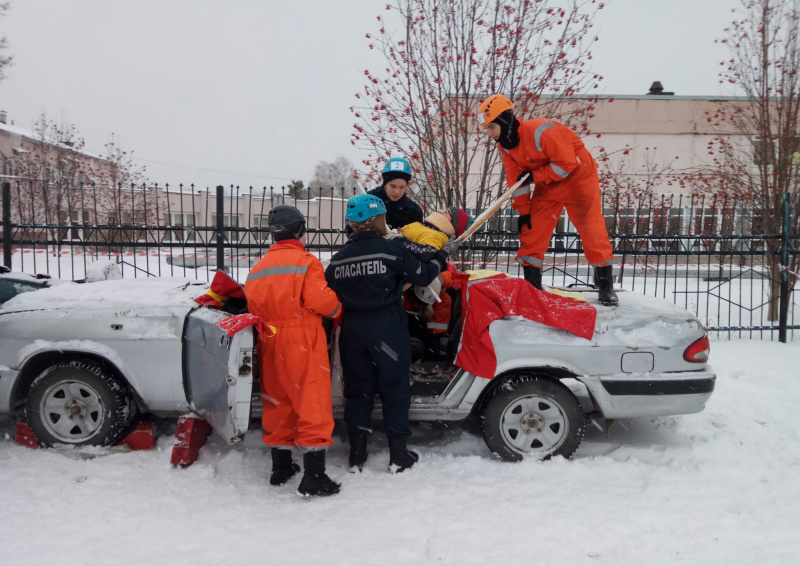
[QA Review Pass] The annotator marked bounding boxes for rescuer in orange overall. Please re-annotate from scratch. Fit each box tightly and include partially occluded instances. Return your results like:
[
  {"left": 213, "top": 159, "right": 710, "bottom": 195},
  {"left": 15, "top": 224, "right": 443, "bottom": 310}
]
[
  {"left": 478, "top": 94, "right": 618, "bottom": 306},
  {"left": 244, "top": 205, "right": 342, "bottom": 497}
]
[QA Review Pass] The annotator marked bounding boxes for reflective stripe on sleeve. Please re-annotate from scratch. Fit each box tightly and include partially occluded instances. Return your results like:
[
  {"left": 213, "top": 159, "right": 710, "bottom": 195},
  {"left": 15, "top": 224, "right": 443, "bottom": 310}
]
[
  {"left": 512, "top": 186, "right": 530, "bottom": 198},
  {"left": 517, "top": 256, "right": 543, "bottom": 268},
  {"left": 549, "top": 163, "right": 569, "bottom": 178},
  {"left": 328, "top": 253, "right": 398, "bottom": 266},
  {"left": 323, "top": 304, "right": 340, "bottom": 318},
  {"left": 534, "top": 121, "right": 555, "bottom": 151},
  {"left": 426, "top": 322, "right": 448, "bottom": 330},
  {"left": 246, "top": 264, "right": 309, "bottom": 282}
]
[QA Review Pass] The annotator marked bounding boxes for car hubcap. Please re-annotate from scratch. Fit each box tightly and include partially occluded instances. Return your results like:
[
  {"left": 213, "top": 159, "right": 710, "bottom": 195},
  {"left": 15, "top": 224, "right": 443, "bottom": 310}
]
[
  {"left": 39, "top": 380, "right": 105, "bottom": 443},
  {"left": 500, "top": 394, "right": 567, "bottom": 455}
]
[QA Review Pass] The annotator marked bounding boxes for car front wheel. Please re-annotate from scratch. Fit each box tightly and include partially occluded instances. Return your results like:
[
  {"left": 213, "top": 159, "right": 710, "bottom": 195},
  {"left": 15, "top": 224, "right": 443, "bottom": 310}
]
[
  {"left": 25, "top": 360, "right": 135, "bottom": 447},
  {"left": 482, "top": 377, "right": 584, "bottom": 462}
]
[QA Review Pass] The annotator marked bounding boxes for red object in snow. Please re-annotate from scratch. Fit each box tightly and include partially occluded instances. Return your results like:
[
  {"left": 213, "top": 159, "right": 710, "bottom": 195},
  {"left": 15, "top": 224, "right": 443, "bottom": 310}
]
[
  {"left": 194, "top": 270, "right": 246, "bottom": 308},
  {"left": 15, "top": 422, "right": 40, "bottom": 449},
  {"left": 118, "top": 422, "right": 157, "bottom": 451},
  {"left": 452, "top": 274, "right": 597, "bottom": 380},
  {"left": 217, "top": 313, "right": 277, "bottom": 338},
  {"left": 170, "top": 416, "right": 212, "bottom": 467}
]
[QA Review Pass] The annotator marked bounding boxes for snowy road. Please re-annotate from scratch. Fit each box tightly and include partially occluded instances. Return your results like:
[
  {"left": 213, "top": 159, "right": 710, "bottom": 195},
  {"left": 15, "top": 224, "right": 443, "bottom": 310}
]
[{"left": 1, "top": 339, "right": 798, "bottom": 565}]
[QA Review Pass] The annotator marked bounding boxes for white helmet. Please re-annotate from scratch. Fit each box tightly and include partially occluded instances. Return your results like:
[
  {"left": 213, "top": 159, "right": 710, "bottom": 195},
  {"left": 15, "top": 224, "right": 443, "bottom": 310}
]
[{"left": 414, "top": 276, "right": 442, "bottom": 304}]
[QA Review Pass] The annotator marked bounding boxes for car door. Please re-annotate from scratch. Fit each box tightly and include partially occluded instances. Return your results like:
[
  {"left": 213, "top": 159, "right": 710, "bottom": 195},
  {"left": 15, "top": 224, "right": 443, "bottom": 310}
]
[{"left": 183, "top": 308, "right": 255, "bottom": 444}]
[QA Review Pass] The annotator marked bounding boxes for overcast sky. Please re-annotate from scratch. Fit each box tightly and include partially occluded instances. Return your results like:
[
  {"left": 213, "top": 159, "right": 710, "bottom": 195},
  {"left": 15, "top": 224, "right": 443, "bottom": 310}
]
[{"left": 0, "top": 0, "right": 740, "bottom": 190}]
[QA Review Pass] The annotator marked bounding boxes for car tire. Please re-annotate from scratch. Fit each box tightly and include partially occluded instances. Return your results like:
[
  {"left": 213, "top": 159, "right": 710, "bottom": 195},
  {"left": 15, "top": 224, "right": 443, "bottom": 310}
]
[
  {"left": 25, "top": 360, "right": 135, "bottom": 447},
  {"left": 482, "top": 377, "right": 584, "bottom": 462}
]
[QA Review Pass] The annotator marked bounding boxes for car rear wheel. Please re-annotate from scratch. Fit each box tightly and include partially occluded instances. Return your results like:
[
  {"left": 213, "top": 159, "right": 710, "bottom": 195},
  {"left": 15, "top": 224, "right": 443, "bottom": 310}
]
[
  {"left": 25, "top": 361, "right": 135, "bottom": 447},
  {"left": 482, "top": 377, "right": 584, "bottom": 462}
]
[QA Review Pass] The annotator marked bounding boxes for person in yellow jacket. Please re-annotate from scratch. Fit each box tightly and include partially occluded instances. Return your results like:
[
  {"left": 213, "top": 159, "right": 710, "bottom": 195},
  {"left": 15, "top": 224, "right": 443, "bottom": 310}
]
[
  {"left": 400, "top": 206, "right": 473, "bottom": 246},
  {"left": 398, "top": 207, "right": 472, "bottom": 359}
]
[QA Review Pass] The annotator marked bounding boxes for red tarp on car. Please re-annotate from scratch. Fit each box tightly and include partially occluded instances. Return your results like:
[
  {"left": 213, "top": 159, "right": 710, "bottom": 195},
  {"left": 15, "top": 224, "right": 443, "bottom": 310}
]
[{"left": 452, "top": 273, "right": 596, "bottom": 379}]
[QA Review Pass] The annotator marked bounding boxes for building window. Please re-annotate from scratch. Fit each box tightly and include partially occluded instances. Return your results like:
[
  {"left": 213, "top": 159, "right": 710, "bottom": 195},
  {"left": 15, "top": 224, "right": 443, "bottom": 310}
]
[
  {"left": 753, "top": 136, "right": 800, "bottom": 166},
  {"left": 253, "top": 215, "right": 270, "bottom": 244},
  {"left": 62, "top": 211, "right": 83, "bottom": 241},
  {"left": 169, "top": 212, "right": 196, "bottom": 243},
  {"left": 224, "top": 214, "right": 240, "bottom": 244}
]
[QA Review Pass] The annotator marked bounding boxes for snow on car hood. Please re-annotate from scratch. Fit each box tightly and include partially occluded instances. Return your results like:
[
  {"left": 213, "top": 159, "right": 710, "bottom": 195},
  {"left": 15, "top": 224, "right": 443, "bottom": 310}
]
[
  {"left": 0, "top": 277, "right": 209, "bottom": 313},
  {"left": 505, "top": 290, "right": 701, "bottom": 347}
]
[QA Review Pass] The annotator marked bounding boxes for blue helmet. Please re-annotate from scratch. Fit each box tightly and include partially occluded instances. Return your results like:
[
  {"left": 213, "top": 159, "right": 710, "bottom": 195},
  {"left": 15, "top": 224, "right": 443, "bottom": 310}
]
[
  {"left": 382, "top": 157, "right": 412, "bottom": 183},
  {"left": 346, "top": 194, "right": 387, "bottom": 222}
]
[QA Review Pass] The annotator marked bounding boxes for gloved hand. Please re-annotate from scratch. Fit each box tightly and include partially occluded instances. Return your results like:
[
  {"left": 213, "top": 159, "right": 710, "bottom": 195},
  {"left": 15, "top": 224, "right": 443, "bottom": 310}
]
[
  {"left": 517, "top": 213, "right": 532, "bottom": 233},
  {"left": 440, "top": 236, "right": 461, "bottom": 257},
  {"left": 517, "top": 171, "right": 532, "bottom": 186}
]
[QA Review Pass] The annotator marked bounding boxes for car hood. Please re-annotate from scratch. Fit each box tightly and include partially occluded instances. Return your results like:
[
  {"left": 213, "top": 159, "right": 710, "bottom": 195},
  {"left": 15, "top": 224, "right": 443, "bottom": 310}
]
[{"left": 0, "top": 277, "right": 209, "bottom": 314}]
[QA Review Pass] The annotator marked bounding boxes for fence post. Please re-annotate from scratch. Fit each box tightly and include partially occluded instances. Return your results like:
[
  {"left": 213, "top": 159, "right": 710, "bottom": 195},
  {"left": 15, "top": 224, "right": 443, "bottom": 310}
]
[
  {"left": 778, "top": 191, "right": 790, "bottom": 343},
  {"left": 2, "top": 182, "right": 10, "bottom": 269},
  {"left": 216, "top": 185, "right": 225, "bottom": 272}
]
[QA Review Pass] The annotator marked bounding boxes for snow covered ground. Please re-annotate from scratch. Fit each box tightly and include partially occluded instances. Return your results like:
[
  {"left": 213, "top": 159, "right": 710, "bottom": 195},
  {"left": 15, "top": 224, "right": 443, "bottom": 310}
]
[{"left": 1, "top": 339, "right": 799, "bottom": 566}]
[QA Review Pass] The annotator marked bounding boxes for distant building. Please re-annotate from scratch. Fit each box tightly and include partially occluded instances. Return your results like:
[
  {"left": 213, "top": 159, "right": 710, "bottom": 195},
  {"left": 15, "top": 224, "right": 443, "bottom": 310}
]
[{"left": 453, "top": 87, "right": 753, "bottom": 203}]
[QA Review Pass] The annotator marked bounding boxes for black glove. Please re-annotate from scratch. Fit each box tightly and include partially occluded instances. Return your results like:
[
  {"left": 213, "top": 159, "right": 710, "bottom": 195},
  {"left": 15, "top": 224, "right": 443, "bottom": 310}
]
[
  {"left": 517, "top": 213, "right": 531, "bottom": 233},
  {"left": 433, "top": 250, "right": 449, "bottom": 272},
  {"left": 517, "top": 172, "right": 532, "bottom": 186}
]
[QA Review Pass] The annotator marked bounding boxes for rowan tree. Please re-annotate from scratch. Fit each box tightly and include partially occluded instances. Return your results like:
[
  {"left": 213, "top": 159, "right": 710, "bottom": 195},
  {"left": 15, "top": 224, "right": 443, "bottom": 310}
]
[
  {"left": 12, "top": 116, "right": 153, "bottom": 250},
  {"left": 595, "top": 145, "right": 692, "bottom": 277},
  {"left": 351, "top": 0, "right": 604, "bottom": 214},
  {"left": 0, "top": 2, "right": 12, "bottom": 83},
  {"left": 13, "top": 117, "right": 94, "bottom": 229},
  {"left": 689, "top": 0, "right": 800, "bottom": 321}
]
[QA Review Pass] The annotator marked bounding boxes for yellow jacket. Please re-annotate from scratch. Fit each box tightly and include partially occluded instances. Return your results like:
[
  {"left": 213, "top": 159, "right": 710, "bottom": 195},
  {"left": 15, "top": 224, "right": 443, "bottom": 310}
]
[{"left": 401, "top": 221, "right": 450, "bottom": 249}]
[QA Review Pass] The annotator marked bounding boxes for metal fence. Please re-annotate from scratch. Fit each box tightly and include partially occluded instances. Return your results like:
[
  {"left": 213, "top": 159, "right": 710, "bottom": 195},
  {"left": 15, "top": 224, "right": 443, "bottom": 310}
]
[{"left": 2, "top": 181, "right": 798, "bottom": 341}]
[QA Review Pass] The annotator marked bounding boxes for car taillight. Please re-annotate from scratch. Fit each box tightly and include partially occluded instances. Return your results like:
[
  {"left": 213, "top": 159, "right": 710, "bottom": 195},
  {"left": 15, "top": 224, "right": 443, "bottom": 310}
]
[{"left": 684, "top": 335, "right": 710, "bottom": 363}]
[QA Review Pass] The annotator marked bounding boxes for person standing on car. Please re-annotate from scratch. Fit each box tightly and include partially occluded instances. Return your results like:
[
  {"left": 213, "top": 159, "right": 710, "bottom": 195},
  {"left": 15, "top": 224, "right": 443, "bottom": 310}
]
[
  {"left": 325, "top": 194, "right": 457, "bottom": 473},
  {"left": 367, "top": 157, "right": 424, "bottom": 230},
  {"left": 478, "top": 94, "right": 618, "bottom": 306},
  {"left": 245, "top": 205, "right": 342, "bottom": 497}
]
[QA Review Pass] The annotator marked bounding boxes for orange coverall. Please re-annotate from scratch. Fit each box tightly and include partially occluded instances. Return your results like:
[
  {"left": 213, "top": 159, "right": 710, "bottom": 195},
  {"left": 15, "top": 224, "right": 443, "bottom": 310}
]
[
  {"left": 244, "top": 240, "right": 341, "bottom": 450},
  {"left": 501, "top": 119, "right": 614, "bottom": 269}
]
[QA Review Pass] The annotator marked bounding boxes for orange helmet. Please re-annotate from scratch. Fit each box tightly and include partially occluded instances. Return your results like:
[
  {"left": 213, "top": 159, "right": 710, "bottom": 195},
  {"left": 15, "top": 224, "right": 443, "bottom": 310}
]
[{"left": 478, "top": 94, "right": 514, "bottom": 126}]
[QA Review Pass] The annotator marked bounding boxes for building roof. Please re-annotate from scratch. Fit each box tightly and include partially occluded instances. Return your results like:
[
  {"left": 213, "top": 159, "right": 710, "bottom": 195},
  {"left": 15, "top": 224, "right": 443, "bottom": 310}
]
[{"left": 0, "top": 118, "right": 109, "bottom": 162}]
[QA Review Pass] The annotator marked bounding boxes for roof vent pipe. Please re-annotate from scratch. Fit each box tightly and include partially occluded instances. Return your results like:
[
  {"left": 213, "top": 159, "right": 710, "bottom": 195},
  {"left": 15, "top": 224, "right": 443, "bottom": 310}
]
[{"left": 647, "top": 81, "right": 674, "bottom": 95}]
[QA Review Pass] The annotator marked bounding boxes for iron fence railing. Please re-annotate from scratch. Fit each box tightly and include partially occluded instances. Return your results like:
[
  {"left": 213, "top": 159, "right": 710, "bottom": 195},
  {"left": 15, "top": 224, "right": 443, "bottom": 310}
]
[{"left": 2, "top": 181, "right": 798, "bottom": 341}]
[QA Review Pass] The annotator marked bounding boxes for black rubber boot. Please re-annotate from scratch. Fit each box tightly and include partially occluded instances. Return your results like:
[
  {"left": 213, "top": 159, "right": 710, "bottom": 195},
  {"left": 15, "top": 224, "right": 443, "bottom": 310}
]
[
  {"left": 595, "top": 265, "right": 619, "bottom": 306},
  {"left": 269, "top": 447, "right": 300, "bottom": 486},
  {"left": 387, "top": 437, "right": 419, "bottom": 474},
  {"left": 297, "top": 450, "right": 341, "bottom": 497},
  {"left": 522, "top": 265, "right": 543, "bottom": 290},
  {"left": 349, "top": 434, "right": 368, "bottom": 473}
]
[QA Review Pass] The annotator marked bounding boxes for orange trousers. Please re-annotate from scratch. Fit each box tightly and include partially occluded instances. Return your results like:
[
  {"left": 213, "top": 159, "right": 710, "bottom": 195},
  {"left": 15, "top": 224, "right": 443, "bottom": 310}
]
[
  {"left": 517, "top": 183, "right": 614, "bottom": 269},
  {"left": 426, "top": 292, "right": 452, "bottom": 334},
  {"left": 258, "top": 320, "right": 334, "bottom": 450}
]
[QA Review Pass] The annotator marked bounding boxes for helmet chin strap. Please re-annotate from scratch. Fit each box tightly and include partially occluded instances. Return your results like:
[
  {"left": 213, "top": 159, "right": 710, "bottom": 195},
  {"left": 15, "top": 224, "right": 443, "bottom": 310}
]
[{"left": 271, "top": 222, "right": 306, "bottom": 241}]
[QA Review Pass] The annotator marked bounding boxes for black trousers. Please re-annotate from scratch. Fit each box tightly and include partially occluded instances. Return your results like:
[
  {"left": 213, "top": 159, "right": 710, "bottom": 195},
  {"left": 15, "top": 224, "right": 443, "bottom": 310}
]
[{"left": 339, "top": 306, "right": 411, "bottom": 440}]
